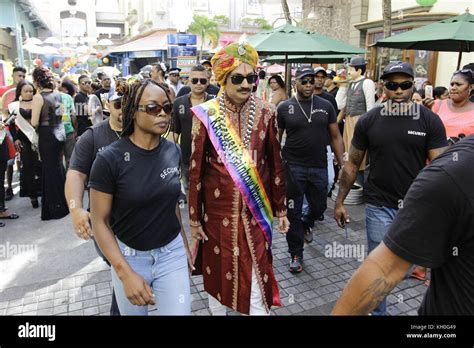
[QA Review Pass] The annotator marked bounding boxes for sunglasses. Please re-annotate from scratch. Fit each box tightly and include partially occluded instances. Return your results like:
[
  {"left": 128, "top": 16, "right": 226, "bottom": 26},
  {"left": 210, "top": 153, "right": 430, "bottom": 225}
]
[
  {"left": 229, "top": 74, "right": 257, "bottom": 85},
  {"left": 384, "top": 81, "right": 413, "bottom": 91},
  {"left": 169, "top": 73, "right": 179, "bottom": 77},
  {"left": 191, "top": 78, "right": 208, "bottom": 85},
  {"left": 81, "top": 81, "right": 92, "bottom": 85},
  {"left": 112, "top": 100, "right": 122, "bottom": 110},
  {"left": 137, "top": 103, "right": 172, "bottom": 115},
  {"left": 299, "top": 78, "right": 316, "bottom": 85}
]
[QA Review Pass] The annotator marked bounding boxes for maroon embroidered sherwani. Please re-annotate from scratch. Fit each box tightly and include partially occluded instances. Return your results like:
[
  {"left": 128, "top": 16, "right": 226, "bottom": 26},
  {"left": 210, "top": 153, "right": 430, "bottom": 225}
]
[{"left": 189, "top": 95, "right": 287, "bottom": 314}]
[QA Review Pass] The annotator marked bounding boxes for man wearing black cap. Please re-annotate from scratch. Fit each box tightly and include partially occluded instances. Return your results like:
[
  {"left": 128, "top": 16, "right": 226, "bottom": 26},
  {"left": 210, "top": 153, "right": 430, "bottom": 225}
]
[
  {"left": 336, "top": 56, "right": 375, "bottom": 185},
  {"left": 176, "top": 60, "right": 220, "bottom": 97},
  {"left": 65, "top": 91, "right": 124, "bottom": 316},
  {"left": 278, "top": 67, "right": 345, "bottom": 273},
  {"left": 313, "top": 67, "right": 338, "bottom": 113},
  {"left": 334, "top": 61, "right": 448, "bottom": 315},
  {"left": 324, "top": 69, "right": 339, "bottom": 98}
]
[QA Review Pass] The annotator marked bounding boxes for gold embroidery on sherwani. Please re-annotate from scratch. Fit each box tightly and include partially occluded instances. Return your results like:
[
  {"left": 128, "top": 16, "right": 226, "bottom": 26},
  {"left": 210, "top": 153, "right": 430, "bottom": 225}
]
[
  {"left": 190, "top": 207, "right": 195, "bottom": 215},
  {"left": 191, "top": 159, "right": 196, "bottom": 169},
  {"left": 222, "top": 217, "right": 229, "bottom": 227},
  {"left": 214, "top": 245, "right": 220, "bottom": 255},
  {"left": 251, "top": 218, "right": 257, "bottom": 226},
  {"left": 204, "top": 213, "right": 209, "bottom": 222},
  {"left": 217, "top": 293, "right": 222, "bottom": 302},
  {"left": 263, "top": 274, "right": 269, "bottom": 283},
  {"left": 206, "top": 266, "right": 211, "bottom": 275},
  {"left": 214, "top": 188, "right": 220, "bottom": 198},
  {"left": 259, "top": 130, "right": 266, "bottom": 141},
  {"left": 241, "top": 204, "right": 270, "bottom": 312},
  {"left": 275, "top": 176, "right": 281, "bottom": 185},
  {"left": 226, "top": 272, "right": 232, "bottom": 280},
  {"left": 231, "top": 188, "right": 240, "bottom": 311},
  {"left": 196, "top": 182, "right": 202, "bottom": 191}
]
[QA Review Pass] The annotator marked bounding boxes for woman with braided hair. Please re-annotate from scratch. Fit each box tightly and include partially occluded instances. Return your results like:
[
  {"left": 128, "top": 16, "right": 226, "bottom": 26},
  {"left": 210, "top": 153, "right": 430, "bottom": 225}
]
[{"left": 89, "top": 78, "right": 192, "bottom": 315}]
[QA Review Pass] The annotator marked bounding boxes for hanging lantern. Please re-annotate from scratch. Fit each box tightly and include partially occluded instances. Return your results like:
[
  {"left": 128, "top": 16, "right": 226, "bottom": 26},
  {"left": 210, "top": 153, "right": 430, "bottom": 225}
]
[
  {"left": 102, "top": 57, "right": 109, "bottom": 64},
  {"left": 53, "top": 61, "right": 61, "bottom": 69},
  {"left": 96, "top": 52, "right": 103, "bottom": 58},
  {"left": 97, "top": 58, "right": 103, "bottom": 65},
  {"left": 34, "top": 58, "right": 42, "bottom": 66}
]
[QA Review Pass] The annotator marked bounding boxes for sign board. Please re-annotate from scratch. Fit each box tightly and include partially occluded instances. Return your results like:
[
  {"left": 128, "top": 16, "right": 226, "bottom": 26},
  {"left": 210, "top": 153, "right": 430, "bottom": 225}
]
[
  {"left": 167, "top": 34, "right": 197, "bottom": 45},
  {"left": 168, "top": 46, "right": 197, "bottom": 58},
  {"left": 177, "top": 56, "right": 197, "bottom": 77}
]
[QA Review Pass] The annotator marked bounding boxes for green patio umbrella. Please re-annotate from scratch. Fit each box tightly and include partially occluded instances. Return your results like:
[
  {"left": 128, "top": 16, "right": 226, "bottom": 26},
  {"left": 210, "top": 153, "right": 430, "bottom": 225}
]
[
  {"left": 262, "top": 54, "right": 352, "bottom": 64},
  {"left": 248, "top": 24, "right": 365, "bottom": 93},
  {"left": 374, "top": 11, "right": 474, "bottom": 69}
]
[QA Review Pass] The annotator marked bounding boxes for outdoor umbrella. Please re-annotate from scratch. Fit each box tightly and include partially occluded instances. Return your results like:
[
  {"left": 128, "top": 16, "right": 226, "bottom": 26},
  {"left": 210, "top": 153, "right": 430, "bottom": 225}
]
[
  {"left": 262, "top": 54, "right": 352, "bottom": 64},
  {"left": 374, "top": 11, "right": 474, "bottom": 69},
  {"left": 44, "top": 37, "right": 62, "bottom": 45},
  {"left": 248, "top": 24, "right": 365, "bottom": 93},
  {"left": 265, "top": 63, "right": 285, "bottom": 74}
]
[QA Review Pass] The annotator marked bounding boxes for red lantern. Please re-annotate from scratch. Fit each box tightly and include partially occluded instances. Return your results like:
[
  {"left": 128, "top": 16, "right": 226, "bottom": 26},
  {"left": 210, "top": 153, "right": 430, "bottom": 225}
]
[
  {"left": 96, "top": 52, "right": 102, "bottom": 58},
  {"left": 53, "top": 61, "right": 60, "bottom": 69},
  {"left": 34, "top": 58, "right": 42, "bottom": 66}
]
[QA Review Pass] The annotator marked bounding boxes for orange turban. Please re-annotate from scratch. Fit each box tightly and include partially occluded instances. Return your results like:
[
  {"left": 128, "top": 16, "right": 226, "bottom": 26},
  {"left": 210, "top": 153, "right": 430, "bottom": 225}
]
[{"left": 211, "top": 41, "right": 259, "bottom": 87}]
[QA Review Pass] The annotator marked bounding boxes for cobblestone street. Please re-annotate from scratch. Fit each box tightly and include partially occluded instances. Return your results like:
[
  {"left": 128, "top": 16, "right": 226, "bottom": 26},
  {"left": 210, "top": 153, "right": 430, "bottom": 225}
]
[{"left": 0, "top": 183, "right": 428, "bottom": 316}]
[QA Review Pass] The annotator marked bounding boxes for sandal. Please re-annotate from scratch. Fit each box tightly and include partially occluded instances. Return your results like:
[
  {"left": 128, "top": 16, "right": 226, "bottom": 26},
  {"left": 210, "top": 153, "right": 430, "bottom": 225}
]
[
  {"left": 0, "top": 213, "right": 19, "bottom": 220},
  {"left": 410, "top": 269, "right": 427, "bottom": 281}
]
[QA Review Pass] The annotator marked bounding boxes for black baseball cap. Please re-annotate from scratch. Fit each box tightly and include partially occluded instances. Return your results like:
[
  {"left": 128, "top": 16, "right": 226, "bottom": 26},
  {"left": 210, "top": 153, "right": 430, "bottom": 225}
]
[
  {"left": 380, "top": 61, "right": 415, "bottom": 80},
  {"left": 314, "top": 67, "right": 328, "bottom": 76},
  {"left": 295, "top": 67, "right": 316, "bottom": 79}
]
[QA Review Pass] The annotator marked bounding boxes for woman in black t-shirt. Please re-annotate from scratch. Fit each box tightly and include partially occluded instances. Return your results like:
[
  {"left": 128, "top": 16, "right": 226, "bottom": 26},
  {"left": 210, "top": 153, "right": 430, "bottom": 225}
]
[{"left": 89, "top": 79, "right": 192, "bottom": 315}]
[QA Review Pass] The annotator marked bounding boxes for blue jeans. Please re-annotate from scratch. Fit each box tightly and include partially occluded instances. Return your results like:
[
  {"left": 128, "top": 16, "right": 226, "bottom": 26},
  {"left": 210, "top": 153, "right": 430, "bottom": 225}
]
[
  {"left": 111, "top": 233, "right": 191, "bottom": 315},
  {"left": 365, "top": 203, "right": 398, "bottom": 316},
  {"left": 285, "top": 164, "right": 328, "bottom": 258}
]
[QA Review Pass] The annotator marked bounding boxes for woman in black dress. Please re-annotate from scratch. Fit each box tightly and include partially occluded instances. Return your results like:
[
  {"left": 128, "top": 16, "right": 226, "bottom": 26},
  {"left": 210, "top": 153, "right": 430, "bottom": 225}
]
[
  {"left": 9, "top": 81, "right": 42, "bottom": 208},
  {"left": 31, "top": 67, "right": 69, "bottom": 220}
]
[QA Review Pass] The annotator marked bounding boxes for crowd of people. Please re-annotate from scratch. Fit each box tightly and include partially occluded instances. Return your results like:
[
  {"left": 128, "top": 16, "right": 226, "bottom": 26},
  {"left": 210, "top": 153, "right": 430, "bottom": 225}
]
[{"left": 1, "top": 42, "right": 473, "bottom": 316}]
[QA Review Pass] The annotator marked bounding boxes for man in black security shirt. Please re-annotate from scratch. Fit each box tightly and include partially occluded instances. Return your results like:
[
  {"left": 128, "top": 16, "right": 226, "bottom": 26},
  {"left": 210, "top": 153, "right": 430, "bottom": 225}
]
[
  {"left": 94, "top": 74, "right": 113, "bottom": 118},
  {"left": 74, "top": 75, "right": 93, "bottom": 136},
  {"left": 334, "top": 61, "right": 448, "bottom": 316},
  {"left": 333, "top": 135, "right": 474, "bottom": 315},
  {"left": 65, "top": 92, "right": 123, "bottom": 315},
  {"left": 313, "top": 67, "right": 338, "bottom": 113},
  {"left": 176, "top": 67, "right": 220, "bottom": 98},
  {"left": 278, "top": 67, "right": 345, "bottom": 274},
  {"left": 171, "top": 64, "right": 215, "bottom": 191}
]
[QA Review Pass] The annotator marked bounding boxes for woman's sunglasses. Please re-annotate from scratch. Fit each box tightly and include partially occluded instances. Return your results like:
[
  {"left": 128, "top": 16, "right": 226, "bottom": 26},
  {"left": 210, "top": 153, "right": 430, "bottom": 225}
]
[
  {"left": 384, "top": 81, "right": 413, "bottom": 91},
  {"left": 137, "top": 103, "right": 172, "bottom": 115},
  {"left": 191, "top": 78, "right": 208, "bottom": 85},
  {"left": 230, "top": 74, "right": 257, "bottom": 85},
  {"left": 112, "top": 100, "right": 122, "bottom": 110}
]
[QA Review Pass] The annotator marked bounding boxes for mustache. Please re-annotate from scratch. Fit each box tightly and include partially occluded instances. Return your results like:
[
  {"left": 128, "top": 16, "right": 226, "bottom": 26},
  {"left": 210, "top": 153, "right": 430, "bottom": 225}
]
[{"left": 237, "top": 88, "right": 252, "bottom": 92}]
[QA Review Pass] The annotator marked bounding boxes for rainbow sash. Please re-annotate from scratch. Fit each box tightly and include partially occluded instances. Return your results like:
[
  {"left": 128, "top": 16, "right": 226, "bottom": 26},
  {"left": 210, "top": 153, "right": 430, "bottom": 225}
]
[{"left": 191, "top": 99, "right": 274, "bottom": 245}]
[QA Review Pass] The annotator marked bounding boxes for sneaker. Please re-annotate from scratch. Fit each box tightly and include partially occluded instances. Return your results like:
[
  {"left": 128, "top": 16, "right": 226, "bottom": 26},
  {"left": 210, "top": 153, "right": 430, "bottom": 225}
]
[
  {"left": 304, "top": 227, "right": 313, "bottom": 243},
  {"left": 289, "top": 255, "right": 303, "bottom": 273},
  {"left": 5, "top": 188, "right": 13, "bottom": 201}
]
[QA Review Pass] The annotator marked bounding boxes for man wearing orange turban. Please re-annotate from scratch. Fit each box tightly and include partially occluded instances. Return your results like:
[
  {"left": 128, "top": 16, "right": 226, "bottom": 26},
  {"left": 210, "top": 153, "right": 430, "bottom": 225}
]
[{"left": 189, "top": 41, "right": 290, "bottom": 315}]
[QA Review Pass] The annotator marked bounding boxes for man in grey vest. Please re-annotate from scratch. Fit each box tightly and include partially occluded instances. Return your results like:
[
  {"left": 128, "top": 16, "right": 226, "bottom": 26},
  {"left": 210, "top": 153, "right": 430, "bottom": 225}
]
[{"left": 337, "top": 56, "right": 375, "bottom": 184}]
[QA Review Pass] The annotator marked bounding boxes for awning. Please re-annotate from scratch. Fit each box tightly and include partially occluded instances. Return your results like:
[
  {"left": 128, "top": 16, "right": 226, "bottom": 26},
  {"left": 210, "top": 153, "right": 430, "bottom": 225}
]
[{"left": 109, "top": 32, "right": 168, "bottom": 54}]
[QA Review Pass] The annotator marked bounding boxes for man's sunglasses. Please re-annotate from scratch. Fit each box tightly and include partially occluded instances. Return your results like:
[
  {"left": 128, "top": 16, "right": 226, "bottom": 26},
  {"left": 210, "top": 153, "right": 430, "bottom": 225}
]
[
  {"left": 384, "top": 81, "right": 413, "bottom": 91},
  {"left": 112, "top": 100, "right": 122, "bottom": 110},
  {"left": 81, "top": 81, "right": 92, "bottom": 85},
  {"left": 299, "top": 78, "right": 316, "bottom": 85},
  {"left": 229, "top": 74, "right": 257, "bottom": 85},
  {"left": 191, "top": 78, "right": 208, "bottom": 85},
  {"left": 137, "top": 103, "right": 172, "bottom": 115}
]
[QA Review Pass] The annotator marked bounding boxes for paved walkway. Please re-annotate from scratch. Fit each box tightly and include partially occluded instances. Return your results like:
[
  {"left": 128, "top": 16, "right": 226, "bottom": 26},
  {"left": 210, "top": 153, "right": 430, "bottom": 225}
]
[{"left": 0, "top": 178, "right": 428, "bottom": 316}]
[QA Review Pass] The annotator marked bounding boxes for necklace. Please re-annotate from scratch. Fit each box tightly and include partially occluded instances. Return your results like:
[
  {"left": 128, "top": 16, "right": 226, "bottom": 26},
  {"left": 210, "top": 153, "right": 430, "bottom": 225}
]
[
  {"left": 219, "top": 94, "right": 256, "bottom": 148},
  {"left": 295, "top": 95, "right": 313, "bottom": 123}
]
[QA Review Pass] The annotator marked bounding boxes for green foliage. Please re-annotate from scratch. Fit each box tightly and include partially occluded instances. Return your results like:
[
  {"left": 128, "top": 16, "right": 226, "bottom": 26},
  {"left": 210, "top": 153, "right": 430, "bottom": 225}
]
[
  {"left": 254, "top": 18, "right": 272, "bottom": 30},
  {"left": 213, "top": 15, "right": 230, "bottom": 25},
  {"left": 187, "top": 15, "right": 221, "bottom": 59}
]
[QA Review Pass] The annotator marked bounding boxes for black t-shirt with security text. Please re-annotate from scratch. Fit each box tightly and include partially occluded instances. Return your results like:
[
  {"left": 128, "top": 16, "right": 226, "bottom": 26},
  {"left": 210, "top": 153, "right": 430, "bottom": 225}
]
[
  {"left": 89, "top": 137, "right": 182, "bottom": 250},
  {"left": 352, "top": 104, "right": 447, "bottom": 208}
]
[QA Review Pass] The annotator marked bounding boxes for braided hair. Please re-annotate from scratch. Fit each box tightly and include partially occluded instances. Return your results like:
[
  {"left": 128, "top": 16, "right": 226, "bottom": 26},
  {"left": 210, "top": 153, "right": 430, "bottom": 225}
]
[
  {"left": 32, "top": 67, "right": 55, "bottom": 90},
  {"left": 115, "top": 78, "right": 173, "bottom": 137}
]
